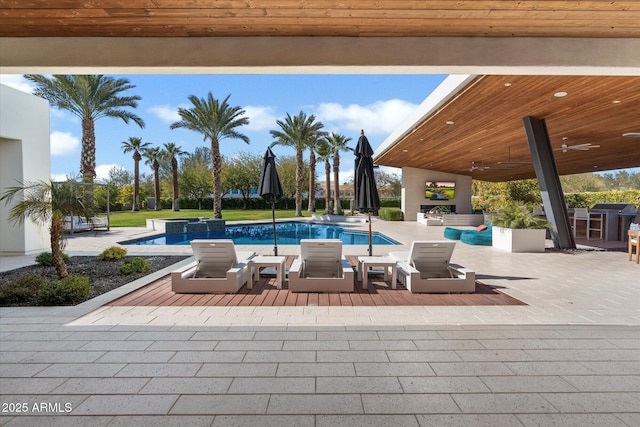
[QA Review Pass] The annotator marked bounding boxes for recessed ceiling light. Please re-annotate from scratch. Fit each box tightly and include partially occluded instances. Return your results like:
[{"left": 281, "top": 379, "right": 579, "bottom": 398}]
[
  {"left": 504, "top": 83, "right": 512, "bottom": 87},
  {"left": 612, "top": 100, "right": 621, "bottom": 104},
  {"left": 623, "top": 132, "right": 640, "bottom": 137},
  {"left": 402, "top": 149, "right": 408, "bottom": 152},
  {"left": 554, "top": 91, "right": 568, "bottom": 97},
  {"left": 446, "top": 121, "right": 454, "bottom": 125}
]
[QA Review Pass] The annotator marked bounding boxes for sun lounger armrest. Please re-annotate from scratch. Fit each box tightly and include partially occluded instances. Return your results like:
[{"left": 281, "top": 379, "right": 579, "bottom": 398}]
[
  {"left": 289, "top": 259, "right": 303, "bottom": 277},
  {"left": 397, "top": 261, "right": 419, "bottom": 275},
  {"left": 448, "top": 263, "right": 475, "bottom": 280},
  {"left": 171, "top": 261, "right": 197, "bottom": 280},
  {"left": 340, "top": 259, "right": 354, "bottom": 274},
  {"left": 226, "top": 262, "right": 246, "bottom": 279},
  {"left": 388, "top": 251, "right": 409, "bottom": 263}
]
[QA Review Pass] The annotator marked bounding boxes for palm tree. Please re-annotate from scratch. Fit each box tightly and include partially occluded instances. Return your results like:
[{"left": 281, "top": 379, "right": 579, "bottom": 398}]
[
  {"left": 270, "top": 111, "right": 325, "bottom": 217},
  {"left": 316, "top": 140, "right": 333, "bottom": 213},
  {"left": 325, "top": 133, "right": 353, "bottom": 214},
  {"left": 24, "top": 75, "right": 145, "bottom": 205},
  {"left": 121, "top": 137, "right": 151, "bottom": 211},
  {"left": 162, "top": 143, "right": 187, "bottom": 211},
  {"left": 0, "top": 180, "right": 85, "bottom": 279},
  {"left": 170, "top": 93, "right": 249, "bottom": 219},
  {"left": 142, "top": 146, "right": 163, "bottom": 211}
]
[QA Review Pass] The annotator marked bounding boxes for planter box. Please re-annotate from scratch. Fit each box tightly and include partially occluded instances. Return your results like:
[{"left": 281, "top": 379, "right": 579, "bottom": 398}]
[{"left": 492, "top": 226, "right": 546, "bottom": 253}]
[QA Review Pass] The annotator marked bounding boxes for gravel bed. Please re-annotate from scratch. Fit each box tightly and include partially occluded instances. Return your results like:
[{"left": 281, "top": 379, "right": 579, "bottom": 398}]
[{"left": 0, "top": 256, "right": 189, "bottom": 306}]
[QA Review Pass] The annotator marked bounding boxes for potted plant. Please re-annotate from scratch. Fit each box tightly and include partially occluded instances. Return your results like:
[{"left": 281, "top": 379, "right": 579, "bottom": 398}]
[{"left": 490, "top": 202, "right": 550, "bottom": 252}]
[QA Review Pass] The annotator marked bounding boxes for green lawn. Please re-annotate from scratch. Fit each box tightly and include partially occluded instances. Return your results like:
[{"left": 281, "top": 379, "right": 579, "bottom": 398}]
[{"left": 103, "top": 209, "right": 306, "bottom": 227}]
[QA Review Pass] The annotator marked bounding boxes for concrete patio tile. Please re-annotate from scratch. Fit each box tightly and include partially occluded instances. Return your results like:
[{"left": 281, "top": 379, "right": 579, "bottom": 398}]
[
  {"left": 169, "top": 350, "right": 245, "bottom": 363},
  {"left": 503, "top": 361, "right": 594, "bottom": 376},
  {"left": 51, "top": 377, "right": 149, "bottom": 394},
  {"left": 615, "top": 413, "right": 640, "bottom": 426},
  {"left": 429, "top": 362, "right": 513, "bottom": 376},
  {"left": 317, "top": 331, "right": 380, "bottom": 341},
  {"left": 455, "top": 349, "right": 535, "bottom": 362},
  {"left": 0, "top": 352, "right": 34, "bottom": 363},
  {"left": 276, "top": 363, "right": 355, "bottom": 377},
  {"left": 316, "top": 376, "right": 403, "bottom": 394},
  {"left": 561, "top": 375, "right": 640, "bottom": 392},
  {"left": 108, "top": 415, "right": 215, "bottom": 427},
  {"left": 125, "top": 331, "right": 195, "bottom": 341},
  {"left": 355, "top": 362, "right": 436, "bottom": 377},
  {"left": 317, "top": 414, "right": 419, "bottom": 426},
  {"left": 228, "top": 377, "right": 315, "bottom": 394},
  {"left": 361, "top": 394, "right": 459, "bottom": 414},
  {"left": 170, "top": 394, "right": 269, "bottom": 414},
  {"left": 0, "top": 378, "right": 67, "bottom": 394},
  {"left": 515, "top": 413, "right": 630, "bottom": 427},
  {"left": 197, "top": 363, "right": 278, "bottom": 377},
  {"left": 453, "top": 393, "right": 558, "bottom": 413},
  {"left": 190, "top": 331, "right": 256, "bottom": 341},
  {"left": 115, "top": 363, "right": 201, "bottom": 377},
  {"left": 78, "top": 340, "right": 153, "bottom": 351},
  {"left": 0, "top": 363, "right": 50, "bottom": 378},
  {"left": 212, "top": 415, "right": 314, "bottom": 426},
  {"left": 243, "top": 350, "right": 316, "bottom": 363},
  {"left": 413, "top": 339, "right": 485, "bottom": 350},
  {"left": 96, "top": 351, "right": 175, "bottom": 363},
  {"left": 253, "top": 331, "right": 316, "bottom": 341},
  {"left": 4, "top": 340, "right": 90, "bottom": 352},
  {"left": 283, "top": 340, "right": 349, "bottom": 351},
  {"left": 387, "top": 350, "right": 461, "bottom": 363},
  {"left": 215, "top": 340, "right": 282, "bottom": 351},
  {"left": 72, "top": 394, "right": 178, "bottom": 415},
  {"left": 267, "top": 394, "right": 363, "bottom": 414},
  {"left": 2, "top": 416, "right": 114, "bottom": 427},
  {"left": 348, "top": 340, "right": 417, "bottom": 350},
  {"left": 607, "top": 338, "right": 640, "bottom": 349},
  {"left": 1, "top": 331, "right": 74, "bottom": 341},
  {"left": 139, "top": 377, "right": 232, "bottom": 394},
  {"left": 541, "top": 392, "right": 640, "bottom": 412},
  {"left": 578, "top": 361, "right": 640, "bottom": 375},
  {"left": 376, "top": 330, "right": 441, "bottom": 340},
  {"left": 415, "top": 414, "right": 525, "bottom": 427},
  {"left": 317, "top": 350, "right": 388, "bottom": 363},
  {"left": 34, "top": 363, "right": 126, "bottom": 378},
  {"left": 399, "top": 376, "right": 491, "bottom": 393},
  {"left": 66, "top": 331, "right": 135, "bottom": 341},
  {"left": 146, "top": 340, "right": 217, "bottom": 351},
  {"left": 480, "top": 376, "right": 578, "bottom": 392}
]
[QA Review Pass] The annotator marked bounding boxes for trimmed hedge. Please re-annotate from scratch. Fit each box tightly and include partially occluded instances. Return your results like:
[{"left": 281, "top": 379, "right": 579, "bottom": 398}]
[
  {"left": 564, "top": 190, "right": 640, "bottom": 208},
  {"left": 378, "top": 207, "right": 403, "bottom": 221}
]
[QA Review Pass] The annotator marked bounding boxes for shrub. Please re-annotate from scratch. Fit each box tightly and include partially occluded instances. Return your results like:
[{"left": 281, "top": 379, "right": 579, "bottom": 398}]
[
  {"left": 97, "top": 246, "right": 127, "bottom": 261},
  {"left": 120, "top": 257, "right": 150, "bottom": 275},
  {"left": 37, "top": 276, "right": 92, "bottom": 306},
  {"left": 378, "top": 207, "right": 403, "bottom": 221},
  {"left": 35, "top": 252, "right": 71, "bottom": 267},
  {"left": 0, "top": 273, "right": 47, "bottom": 305},
  {"left": 490, "top": 202, "right": 550, "bottom": 229}
]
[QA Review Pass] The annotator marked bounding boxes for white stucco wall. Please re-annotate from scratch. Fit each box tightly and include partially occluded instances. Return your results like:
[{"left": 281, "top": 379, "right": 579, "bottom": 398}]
[
  {"left": 401, "top": 167, "right": 473, "bottom": 220},
  {"left": 0, "top": 84, "right": 51, "bottom": 255}
]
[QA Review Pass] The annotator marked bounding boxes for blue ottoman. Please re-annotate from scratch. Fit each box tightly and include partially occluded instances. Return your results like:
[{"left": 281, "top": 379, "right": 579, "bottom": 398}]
[
  {"left": 444, "top": 227, "right": 464, "bottom": 240},
  {"left": 460, "top": 228, "right": 493, "bottom": 246}
]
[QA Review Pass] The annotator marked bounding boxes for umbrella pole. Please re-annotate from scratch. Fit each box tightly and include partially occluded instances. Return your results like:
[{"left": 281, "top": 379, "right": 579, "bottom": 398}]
[
  {"left": 272, "top": 202, "right": 278, "bottom": 256},
  {"left": 368, "top": 212, "right": 373, "bottom": 256}
]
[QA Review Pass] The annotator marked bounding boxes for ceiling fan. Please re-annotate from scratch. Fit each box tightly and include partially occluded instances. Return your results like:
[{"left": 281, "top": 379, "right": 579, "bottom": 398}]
[
  {"left": 469, "top": 161, "right": 514, "bottom": 172},
  {"left": 556, "top": 137, "right": 600, "bottom": 153},
  {"left": 497, "top": 146, "right": 533, "bottom": 165}
]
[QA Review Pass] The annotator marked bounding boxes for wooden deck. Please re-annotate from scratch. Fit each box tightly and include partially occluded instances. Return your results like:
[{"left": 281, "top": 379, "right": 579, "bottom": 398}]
[{"left": 107, "top": 256, "right": 526, "bottom": 307}]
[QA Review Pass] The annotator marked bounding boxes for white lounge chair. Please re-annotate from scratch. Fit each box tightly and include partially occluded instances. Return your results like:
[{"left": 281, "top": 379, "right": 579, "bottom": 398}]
[
  {"left": 171, "top": 240, "right": 255, "bottom": 293},
  {"left": 288, "top": 239, "right": 355, "bottom": 292},
  {"left": 389, "top": 241, "right": 475, "bottom": 293}
]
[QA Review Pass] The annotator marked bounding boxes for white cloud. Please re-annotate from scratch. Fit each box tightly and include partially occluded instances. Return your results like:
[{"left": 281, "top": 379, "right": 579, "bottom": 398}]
[
  {"left": 51, "top": 173, "right": 75, "bottom": 182},
  {"left": 315, "top": 99, "right": 418, "bottom": 136},
  {"left": 50, "top": 131, "right": 79, "bottom": 156},
  {"left": 0, "top": 74, "right": 34, "bottom": 94},
  {"left": 148, "top": 104, "right": 181, "bottom": 123},
  {"left": 96, "top": 164, "right": 124, "bottom": 182},
  {"left": 244, "top": 105, "right": 279, "bottom": 131}
]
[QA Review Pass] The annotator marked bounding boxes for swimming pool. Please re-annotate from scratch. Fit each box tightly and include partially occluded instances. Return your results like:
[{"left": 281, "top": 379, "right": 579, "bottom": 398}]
[{"left": 121, "top": 221, "right": 400, "bottom": 246}]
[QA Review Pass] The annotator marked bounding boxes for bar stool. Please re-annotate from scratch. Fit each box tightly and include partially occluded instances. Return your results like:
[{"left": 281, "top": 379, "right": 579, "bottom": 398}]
[{"left": 629, "top": 229, "right": 639, "bottom": 264}]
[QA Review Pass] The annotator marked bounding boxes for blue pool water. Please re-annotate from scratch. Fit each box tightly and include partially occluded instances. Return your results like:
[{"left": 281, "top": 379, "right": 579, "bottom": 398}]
[{"left": 121, "top": 221, "right": 400, "bottom": 246}]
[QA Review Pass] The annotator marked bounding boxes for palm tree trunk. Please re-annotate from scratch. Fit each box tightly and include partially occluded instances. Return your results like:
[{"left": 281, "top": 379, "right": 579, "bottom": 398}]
[
  {"left": 308, "top": 150, "right": 316, "bottom": 212},
  {"left": 211, "top": 139, "right": 223, "bottom": 219},
  {"left": 133, "top": 151, "right": 141, "bottom": 211},
  {"left": 50, "top": 212, "right": 68, "bottom": 279},
  {"left": 324, "top": 159, "right": 331, "bottom": 213},
  {"left": 80, "top": 116, "right": 96, "bottom": 209},
  {"left": 153, "top": 163, "right": 161, "bottom": 210},
  {"left": 172, "top": 158, "right": 179, "bottom": 211},
  {"left": 295, "top": 148, "right": 303, "bottom": 217},
  {"left": 333, "top": 152, "right": 341, "bottom": 215}
]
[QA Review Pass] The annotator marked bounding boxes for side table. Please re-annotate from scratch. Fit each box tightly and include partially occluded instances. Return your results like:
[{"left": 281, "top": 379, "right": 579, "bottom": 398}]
[
  {"left": 357, "top": 256, "right": 397, "bottom": 289},
  {"left": 247, "top": 255, "right": 286, "bottom": 289}
]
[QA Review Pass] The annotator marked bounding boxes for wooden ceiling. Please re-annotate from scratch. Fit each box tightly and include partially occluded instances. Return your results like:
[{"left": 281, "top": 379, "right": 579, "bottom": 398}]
[
  {"left": 374, "top": 75, "right": 640, "bottom": 181},
  {"left": 1, "top": 0, "right": 639, "bottom": 38}
]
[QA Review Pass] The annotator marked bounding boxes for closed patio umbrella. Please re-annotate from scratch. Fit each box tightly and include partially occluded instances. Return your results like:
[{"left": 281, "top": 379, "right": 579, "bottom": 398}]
[
  {"left": 258, "top": 147, "right": 283, "bottom": 255},
  {"left": 354, "top": 130, "right": 381, "bottom": 256}
]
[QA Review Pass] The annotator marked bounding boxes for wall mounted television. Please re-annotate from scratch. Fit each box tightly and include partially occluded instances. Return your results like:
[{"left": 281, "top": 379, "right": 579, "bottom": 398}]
[{"left": 425, "top": 181, "right": 455, "bottom": 200}]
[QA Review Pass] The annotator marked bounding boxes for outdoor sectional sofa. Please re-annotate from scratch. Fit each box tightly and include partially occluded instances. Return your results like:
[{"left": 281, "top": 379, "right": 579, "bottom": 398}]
[{"left": 445, "top": 224, "right": 493, "bottom": 246}]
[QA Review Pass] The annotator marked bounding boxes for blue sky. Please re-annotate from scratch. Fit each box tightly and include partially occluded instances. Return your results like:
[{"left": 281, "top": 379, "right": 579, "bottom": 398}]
[{"left": 1, "top": 74, "right": 447, "bottom": 183}]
